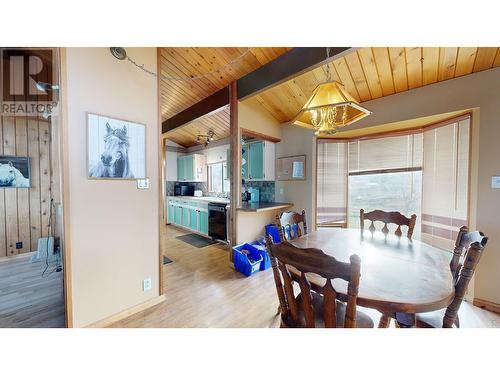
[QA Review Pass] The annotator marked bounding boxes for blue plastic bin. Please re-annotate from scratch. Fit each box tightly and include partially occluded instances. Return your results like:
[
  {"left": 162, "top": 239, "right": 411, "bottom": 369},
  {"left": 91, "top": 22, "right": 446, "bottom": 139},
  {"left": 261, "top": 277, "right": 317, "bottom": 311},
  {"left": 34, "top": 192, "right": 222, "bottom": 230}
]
[
  {"left": 265, "top": 224, "right": 281, "bottom": 243},
  {"left": 250, "top": 239, "right": 271, "bottom": 271},
  {"left": 233, "top": 243, "right": 263, "bottom": 277}
]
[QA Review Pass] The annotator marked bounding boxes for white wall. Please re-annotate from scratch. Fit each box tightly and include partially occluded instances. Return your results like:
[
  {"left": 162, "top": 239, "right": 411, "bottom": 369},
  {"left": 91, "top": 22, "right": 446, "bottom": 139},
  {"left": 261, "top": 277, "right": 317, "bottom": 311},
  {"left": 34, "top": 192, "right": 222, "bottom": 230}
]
[
  {"left": 61, "top": 47, "right": 160, "bottom": 327},
  {"left": 276, "top": 67, "right": 500, "bottom": 304},
  {"left": 275, "top": 126, "right": 316, "bottom": 227}
]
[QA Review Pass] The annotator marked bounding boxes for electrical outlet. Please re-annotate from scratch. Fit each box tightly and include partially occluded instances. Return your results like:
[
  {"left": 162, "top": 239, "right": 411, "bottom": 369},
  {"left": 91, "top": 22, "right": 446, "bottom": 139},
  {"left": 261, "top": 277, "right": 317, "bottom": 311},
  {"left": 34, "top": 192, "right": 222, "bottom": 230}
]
[
  {"left": 142, "top": 277, "right": 152, "bottom": 291},
  {"left": 279, "top": 188, "right": 284, "bottom": 195},
  {"left": 492, "top": 176, "right": 500, "bottom": 189}
]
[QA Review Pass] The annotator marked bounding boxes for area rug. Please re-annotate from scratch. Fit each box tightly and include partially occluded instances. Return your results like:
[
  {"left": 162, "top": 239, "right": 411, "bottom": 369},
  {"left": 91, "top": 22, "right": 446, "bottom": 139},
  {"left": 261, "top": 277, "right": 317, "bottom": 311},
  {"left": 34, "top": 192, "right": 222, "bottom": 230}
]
[
  {"left": 176, "top": 234, "right": 217, "bottom": 248},
  {"left": 163, "top": 256, "right": 173, "bottom": 265}
]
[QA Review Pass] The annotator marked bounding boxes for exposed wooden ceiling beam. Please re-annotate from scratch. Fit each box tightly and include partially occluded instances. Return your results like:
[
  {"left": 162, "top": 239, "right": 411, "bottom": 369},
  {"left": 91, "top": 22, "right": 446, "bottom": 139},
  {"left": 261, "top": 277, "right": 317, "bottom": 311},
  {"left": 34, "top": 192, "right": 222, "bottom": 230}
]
[
  {"left": 236, "top": 47, "right": 352, "bottom": 100},
  {"left": 162, "top": 86, "right": 229, "bottom": 133},
  {"left": 162, "top": 47, "right": 354, "bottom": 133}
]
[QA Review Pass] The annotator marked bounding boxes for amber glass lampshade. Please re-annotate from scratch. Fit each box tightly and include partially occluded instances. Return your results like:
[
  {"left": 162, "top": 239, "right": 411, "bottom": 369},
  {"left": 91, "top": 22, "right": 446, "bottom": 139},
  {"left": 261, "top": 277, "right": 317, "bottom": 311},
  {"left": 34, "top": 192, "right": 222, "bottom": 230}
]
[{"left": 292, "top": 81, "right": 372, "bottom": 135}]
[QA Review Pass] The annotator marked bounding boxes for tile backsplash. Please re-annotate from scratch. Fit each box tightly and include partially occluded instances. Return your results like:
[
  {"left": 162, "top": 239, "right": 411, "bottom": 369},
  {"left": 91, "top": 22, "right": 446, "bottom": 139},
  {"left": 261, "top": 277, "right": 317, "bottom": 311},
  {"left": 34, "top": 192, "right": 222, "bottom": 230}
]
[
  {"left": 243, "top": 180, "right": 275, "bottom": 203},
  {"left": 166, "top": 180, "right": 274, "bottom": 202},
  {"left": 165, "top": 181, "right": 229, "bottom": 198}
]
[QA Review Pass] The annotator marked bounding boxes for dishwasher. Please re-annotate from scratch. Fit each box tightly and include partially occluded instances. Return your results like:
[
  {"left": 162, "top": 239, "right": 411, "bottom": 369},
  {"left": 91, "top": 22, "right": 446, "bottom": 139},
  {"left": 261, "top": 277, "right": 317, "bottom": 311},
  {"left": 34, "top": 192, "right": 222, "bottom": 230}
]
[{"left": 208, "top": 202, "right": 228, "bottom": 242}]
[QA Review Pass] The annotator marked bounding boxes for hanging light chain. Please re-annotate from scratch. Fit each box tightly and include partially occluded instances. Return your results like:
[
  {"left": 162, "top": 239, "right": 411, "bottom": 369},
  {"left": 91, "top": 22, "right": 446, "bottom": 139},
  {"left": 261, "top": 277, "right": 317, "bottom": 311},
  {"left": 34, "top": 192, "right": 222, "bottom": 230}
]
[{"left": 126, "top": 48, "right": 253, "bottom": 82}]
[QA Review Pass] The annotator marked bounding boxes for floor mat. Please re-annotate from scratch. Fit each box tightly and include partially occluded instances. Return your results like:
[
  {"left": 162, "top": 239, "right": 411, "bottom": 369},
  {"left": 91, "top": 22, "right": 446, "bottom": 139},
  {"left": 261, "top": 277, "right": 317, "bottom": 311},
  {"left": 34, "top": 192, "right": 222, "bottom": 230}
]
[
  {"left": 176, "top": 234, "right": 217, "bottom": 248},
  {"left": 163, "top": 256, "right": 173, "bottom": 265}
]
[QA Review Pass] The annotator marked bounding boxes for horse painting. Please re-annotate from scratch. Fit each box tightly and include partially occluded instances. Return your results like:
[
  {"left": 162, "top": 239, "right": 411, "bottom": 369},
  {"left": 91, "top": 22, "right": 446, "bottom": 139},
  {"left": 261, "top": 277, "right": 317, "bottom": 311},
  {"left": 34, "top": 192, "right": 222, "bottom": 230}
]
[
  {"left": 89, "top": 122, "right": 135, "bottom": 178},
  {"left": 0, "top": 161, "right": 30, "bottom": 187}
]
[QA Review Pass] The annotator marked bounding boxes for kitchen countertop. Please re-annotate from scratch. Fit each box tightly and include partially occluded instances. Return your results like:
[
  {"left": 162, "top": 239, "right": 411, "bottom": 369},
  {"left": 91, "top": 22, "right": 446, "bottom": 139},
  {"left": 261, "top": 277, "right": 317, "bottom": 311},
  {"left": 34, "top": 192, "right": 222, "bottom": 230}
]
[
  {"left": 237, "top": 202, "right": 293, "bottom": 212},
  {"left": 167, "top": 196, "right": 230, "bottom": 204}
]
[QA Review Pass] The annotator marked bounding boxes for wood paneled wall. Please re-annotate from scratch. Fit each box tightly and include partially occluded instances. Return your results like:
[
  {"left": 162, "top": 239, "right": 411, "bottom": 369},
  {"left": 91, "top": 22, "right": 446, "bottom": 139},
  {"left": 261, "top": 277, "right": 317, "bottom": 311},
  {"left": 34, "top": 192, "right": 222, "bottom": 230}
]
[{"left": 0, "top": 116, "right": 52, "bottom": 257}]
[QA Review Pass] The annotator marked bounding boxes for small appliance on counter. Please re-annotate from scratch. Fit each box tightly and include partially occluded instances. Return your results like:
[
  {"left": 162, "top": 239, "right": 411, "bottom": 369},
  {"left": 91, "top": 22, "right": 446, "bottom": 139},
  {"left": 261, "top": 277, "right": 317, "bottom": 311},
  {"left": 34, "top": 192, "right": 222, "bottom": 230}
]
[
  {"left": 248, "top": 187, "right": 260, "bottom": 203},
  {"left": 242, "top": 189, "right": 251, "bottom": 202},
  {"left": 174, "top": 183, "right": 194, "bottom": 196},
  {"left": 194, "top": 190, "right": 203, "bottom": 197}
]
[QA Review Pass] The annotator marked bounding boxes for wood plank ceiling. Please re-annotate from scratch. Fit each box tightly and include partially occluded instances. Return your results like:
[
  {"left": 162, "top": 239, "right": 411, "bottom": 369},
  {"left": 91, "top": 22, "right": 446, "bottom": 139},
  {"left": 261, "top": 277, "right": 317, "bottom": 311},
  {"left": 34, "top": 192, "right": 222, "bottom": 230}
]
[
  {"left": 160, "top": 47, "right": 291, "bottom": 147},
  {"left": 165, "top": 106, "right": 230, "bottom": 147},
  {"left": 162, "top": 47, "right": 500, "bottom": 146},
  {"left": 246, "top": 47, "right": 500, "bottom": 123}
]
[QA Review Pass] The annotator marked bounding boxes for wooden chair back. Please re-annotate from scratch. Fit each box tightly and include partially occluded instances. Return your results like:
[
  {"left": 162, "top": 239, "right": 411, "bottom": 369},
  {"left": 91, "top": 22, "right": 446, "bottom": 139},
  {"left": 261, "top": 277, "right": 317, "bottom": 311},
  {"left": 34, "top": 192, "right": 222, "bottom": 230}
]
[
  {"left": 265, "top": 235, "right": 361, "bottom": 328},
  {"left": 449, "top": 226, "right": 486, "bottom": 279},
  {"left": 360, "top": 209, "right": 417, "bottom": 239},
  {"left": 443, "top": 235, "right": 488, "bottom": 328},
  {"left": 276, "top": 210, "right": 308, "bottom": 242}
]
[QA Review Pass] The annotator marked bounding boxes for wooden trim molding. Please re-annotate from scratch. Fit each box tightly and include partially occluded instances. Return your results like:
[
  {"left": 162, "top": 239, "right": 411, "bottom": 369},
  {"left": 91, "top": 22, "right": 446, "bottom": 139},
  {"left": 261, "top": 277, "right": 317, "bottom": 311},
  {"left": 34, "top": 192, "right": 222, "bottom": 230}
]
[
  {"left": 473, "top": 298, "right": 500, "bottom": 314},
  {"left": 85, "top": 295, "right": 166, "bottom": 328},
  {"left": 241, "top": 128, "right": 281, "bottom": 143}
]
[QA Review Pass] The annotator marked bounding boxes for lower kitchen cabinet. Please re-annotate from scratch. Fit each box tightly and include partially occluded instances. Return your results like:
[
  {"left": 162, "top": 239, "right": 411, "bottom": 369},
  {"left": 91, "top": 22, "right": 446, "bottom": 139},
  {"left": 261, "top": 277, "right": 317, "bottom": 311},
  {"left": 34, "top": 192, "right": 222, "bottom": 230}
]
[
  {"left": 199, "top": 211, "right": 208, "bottom": 235},
  {"left": 189, "top": 208, "right": 198, "bottom": 231},
  {"left": 181, "top": 207, "right": 189, "bottom": 227},
  {"left": 167, "top": 197, "right": 210, "bottom": 237}
]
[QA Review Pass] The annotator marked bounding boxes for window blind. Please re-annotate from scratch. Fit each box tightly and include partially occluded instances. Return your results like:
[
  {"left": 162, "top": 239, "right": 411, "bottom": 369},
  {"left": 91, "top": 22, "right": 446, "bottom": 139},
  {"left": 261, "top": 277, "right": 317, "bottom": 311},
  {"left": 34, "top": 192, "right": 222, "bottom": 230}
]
[
  {"left": 421, "top": 118, "right": 470, "bottom": 250},
  {"left": 317, "top": 140, "right": 347, "bottom": 225},
  {"left": 349, "top": 133, "right": 423, "bottom": 174}
]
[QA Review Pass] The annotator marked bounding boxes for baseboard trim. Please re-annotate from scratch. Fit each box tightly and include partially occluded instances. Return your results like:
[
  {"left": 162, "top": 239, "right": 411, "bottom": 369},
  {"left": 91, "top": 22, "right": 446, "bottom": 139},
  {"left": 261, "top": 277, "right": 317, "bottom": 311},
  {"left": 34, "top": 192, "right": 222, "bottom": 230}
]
[
  {"left": 86, "top": 294, "right": 166, "bottom": 328},
  {"left": 473, "top": 298, "right": 500, "bottom": 314}
]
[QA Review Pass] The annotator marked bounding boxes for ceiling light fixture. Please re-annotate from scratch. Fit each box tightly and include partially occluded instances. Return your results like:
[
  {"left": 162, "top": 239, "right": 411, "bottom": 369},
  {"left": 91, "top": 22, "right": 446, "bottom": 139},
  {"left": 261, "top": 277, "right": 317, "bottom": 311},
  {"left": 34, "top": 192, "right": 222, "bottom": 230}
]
[
  {"left": 196, "top": 130, "right": 216, "bottom": 147},
  {"left": 292, "top": 48, "right": 372, "bottom": 136}
]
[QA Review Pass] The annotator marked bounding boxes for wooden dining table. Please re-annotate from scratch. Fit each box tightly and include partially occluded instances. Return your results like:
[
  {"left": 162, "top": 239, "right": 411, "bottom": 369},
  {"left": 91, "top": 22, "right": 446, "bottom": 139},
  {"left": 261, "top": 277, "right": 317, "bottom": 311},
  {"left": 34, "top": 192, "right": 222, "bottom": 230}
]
[{"left": 289, "top": 228, "right": 455, "bottom": 324}]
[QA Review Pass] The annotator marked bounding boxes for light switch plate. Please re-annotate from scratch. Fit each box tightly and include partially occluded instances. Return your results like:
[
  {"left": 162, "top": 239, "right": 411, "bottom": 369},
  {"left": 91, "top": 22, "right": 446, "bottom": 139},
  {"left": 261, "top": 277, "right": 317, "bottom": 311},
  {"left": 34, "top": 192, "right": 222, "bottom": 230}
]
[
  {"left": 492, "top": 176, "right": 500, "bottom": 189},
  {"left": 143, "top": 277, "right": 152, "bottom": 291},
  {"left": 137, "top": 178, "right": 150, "bottom": 189}
]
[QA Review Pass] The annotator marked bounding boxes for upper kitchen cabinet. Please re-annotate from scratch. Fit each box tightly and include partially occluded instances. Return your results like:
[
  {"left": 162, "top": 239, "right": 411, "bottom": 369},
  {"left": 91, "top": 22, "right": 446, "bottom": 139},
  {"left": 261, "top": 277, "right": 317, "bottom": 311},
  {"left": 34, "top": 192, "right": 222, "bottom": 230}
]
[
  {"left": 242, "top": 140, "right": 275, "bottom": 181},
  {"left": 177, "top": 154, "right": 206, "bottom": 182}
]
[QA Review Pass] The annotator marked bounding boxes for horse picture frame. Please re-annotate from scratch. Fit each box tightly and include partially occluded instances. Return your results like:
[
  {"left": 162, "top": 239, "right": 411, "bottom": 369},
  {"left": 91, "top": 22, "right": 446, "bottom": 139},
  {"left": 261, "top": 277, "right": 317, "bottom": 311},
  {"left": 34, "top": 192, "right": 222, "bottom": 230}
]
[
  {"left": 87, "top": 113, "right": 146, "bottom": 180},
  {"left": 0, "top": 156, "right": 31, "bottom": 188}
]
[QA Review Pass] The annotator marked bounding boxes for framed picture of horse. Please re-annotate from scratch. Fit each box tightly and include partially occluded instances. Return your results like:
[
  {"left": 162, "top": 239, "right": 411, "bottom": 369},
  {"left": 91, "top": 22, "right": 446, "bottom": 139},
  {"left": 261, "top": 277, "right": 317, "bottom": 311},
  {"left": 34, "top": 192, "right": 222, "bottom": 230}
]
[
  {"left": 87, "top": 113, "right": 146, "bottom": 180},
  {"left": 0, "top": 156, "right": 31, "bottom": 188}
]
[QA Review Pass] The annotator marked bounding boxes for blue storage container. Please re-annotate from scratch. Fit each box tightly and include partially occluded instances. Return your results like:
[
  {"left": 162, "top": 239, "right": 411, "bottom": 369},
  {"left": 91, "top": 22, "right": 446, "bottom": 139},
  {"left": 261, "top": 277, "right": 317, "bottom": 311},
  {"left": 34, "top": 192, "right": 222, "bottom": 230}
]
[
  {"left": 250, "top": 239, "right": 271, "bottom": 271},
  {"left": 265, "top": 224, "right": 281, "bottom": 243},
  {"left": 233, "top": 243, "right": 263, "bottom": 277}
]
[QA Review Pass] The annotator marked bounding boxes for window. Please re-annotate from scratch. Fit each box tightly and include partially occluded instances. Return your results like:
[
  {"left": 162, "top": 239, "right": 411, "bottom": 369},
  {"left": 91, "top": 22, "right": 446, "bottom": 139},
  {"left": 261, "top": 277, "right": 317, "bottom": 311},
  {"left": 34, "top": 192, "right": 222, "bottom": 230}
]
[
  {"left": 315, "top": 116, "right": 470, "bottom": 249},
  {"left": 208, "top": 162, "right": 230, "bottom": 193},
  {"left": 348, "top": 133, "right": 423, "bottom": 237}
]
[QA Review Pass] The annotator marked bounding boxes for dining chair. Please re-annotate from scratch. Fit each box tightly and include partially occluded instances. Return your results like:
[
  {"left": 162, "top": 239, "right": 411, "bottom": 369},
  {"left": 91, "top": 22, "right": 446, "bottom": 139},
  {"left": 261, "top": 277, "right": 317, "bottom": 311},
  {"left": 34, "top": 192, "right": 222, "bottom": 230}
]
[
  {"left": 265, "top": 235, "right": 374, "bottom": 328},
  {"left": 360, "top": 209, "right": 417, "bottom": 239},
  {"left": 276, "top": 210, "right": 308, "bottom": 242},
  {"left": 415, "top": 233, "right": 488, "bottom": 328},
  {"left": 388, "top": 226, "right": 488, "bottom": 328}
]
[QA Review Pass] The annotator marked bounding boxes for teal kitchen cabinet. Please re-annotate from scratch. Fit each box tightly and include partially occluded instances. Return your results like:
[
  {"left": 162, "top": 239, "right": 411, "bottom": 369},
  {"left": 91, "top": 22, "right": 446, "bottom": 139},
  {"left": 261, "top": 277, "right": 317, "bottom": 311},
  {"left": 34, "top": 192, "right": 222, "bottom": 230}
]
[
  {"left": 181, "top": 206, "right": 189, "bottom": 227},
  {"left": 184, "top": 155, "right": 194, "bottom": 181},
  {"left": 242, "top": 140, "right": 275, "bottom": 181},
  {"left": 177, "top": 154, "right": 206, "bottom": 182},
  {"left": 189, "top": 207, "right": 198, "bottom": 231},
  {"left": 167, "top": 200, "right": 175, "bottom": 223},
  {"left": 249, "top": 141, "right": 264, "bottom": 180},
  {"left": 177, "top": 157, "right": 185, "bottom": 181},
  {"left": 174, "top": 205, "right": 182, "bottom": 225},
  {"left": 199, "top": 210, "right": 208, "bottom": 236}
]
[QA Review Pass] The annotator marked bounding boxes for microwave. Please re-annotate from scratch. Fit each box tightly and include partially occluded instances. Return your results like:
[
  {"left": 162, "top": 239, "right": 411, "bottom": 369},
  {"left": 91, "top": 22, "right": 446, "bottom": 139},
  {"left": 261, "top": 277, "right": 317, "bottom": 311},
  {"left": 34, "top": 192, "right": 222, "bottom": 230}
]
[{"left": 174, "top": 184, "right": 194, "bottom": 196}]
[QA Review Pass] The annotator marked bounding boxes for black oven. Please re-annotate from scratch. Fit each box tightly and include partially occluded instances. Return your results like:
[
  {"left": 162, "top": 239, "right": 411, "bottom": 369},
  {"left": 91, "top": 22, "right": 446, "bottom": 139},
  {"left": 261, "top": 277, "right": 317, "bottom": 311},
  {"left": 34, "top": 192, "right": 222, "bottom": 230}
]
[{"left": 208, "top": 203, "right": 227, "bottom": 241}]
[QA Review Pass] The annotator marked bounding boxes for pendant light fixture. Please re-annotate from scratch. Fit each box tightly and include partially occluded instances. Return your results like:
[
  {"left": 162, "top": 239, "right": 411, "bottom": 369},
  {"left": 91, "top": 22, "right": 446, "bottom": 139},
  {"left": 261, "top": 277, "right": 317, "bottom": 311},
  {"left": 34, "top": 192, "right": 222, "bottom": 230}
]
[
  {"left": 196, "top": 130, "right": 216, "bottom": 147},
  {"left": 292, "top": 48, "right": 372, "bottom": 136}
]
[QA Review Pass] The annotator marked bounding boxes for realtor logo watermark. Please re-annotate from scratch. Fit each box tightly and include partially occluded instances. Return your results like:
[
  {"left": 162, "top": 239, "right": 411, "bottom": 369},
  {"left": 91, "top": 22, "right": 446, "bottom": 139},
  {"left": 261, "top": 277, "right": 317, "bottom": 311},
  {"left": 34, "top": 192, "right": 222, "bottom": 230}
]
[{"left": 1, "top": 48, "right": 58, "bottom": 116}]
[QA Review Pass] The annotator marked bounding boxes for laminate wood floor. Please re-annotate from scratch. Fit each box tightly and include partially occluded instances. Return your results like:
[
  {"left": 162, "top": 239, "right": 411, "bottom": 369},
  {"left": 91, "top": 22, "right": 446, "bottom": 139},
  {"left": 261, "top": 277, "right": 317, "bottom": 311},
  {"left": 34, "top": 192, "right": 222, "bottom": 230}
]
[
  {"left": 0, "top": 253, "right": 65, "bottom": 328},
  {"left": 110, "top": 224, "right": 500, "bottom": 328}
]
